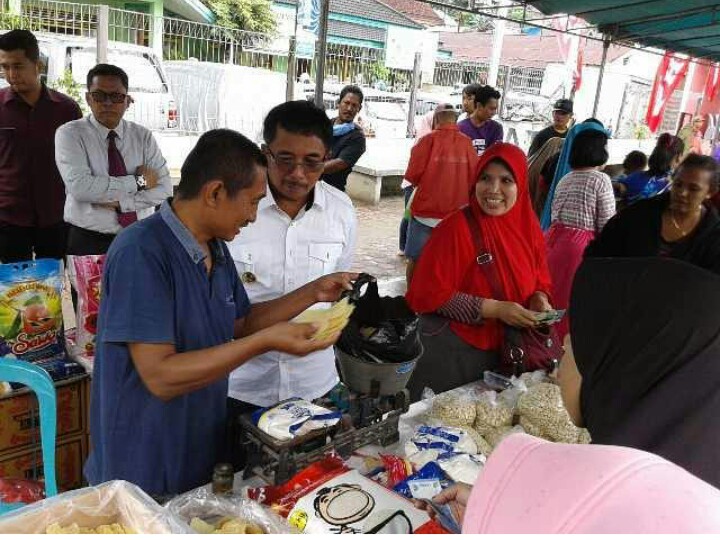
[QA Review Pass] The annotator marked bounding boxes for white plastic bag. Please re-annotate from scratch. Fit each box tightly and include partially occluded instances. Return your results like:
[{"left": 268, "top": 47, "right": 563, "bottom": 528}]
[
  {"left": 0, "top": 480, "right": 185, "bottom": 534},
  {"left": 255, "top": 398, "right": 341, "bottom": 441}
]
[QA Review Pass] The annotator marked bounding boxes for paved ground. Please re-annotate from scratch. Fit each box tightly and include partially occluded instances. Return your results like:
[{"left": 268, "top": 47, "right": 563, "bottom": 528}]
[{"left": 353, "top": 195, "right": 408, "bottom": 297}]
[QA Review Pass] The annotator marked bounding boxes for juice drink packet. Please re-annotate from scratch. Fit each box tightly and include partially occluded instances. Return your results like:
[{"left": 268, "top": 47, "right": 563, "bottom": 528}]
[
  {"left": 70, "top": 255, "right": 105, "bottom": 358},
  {"left": 0, "top": 259, "right": 66, "bottom": 364}
]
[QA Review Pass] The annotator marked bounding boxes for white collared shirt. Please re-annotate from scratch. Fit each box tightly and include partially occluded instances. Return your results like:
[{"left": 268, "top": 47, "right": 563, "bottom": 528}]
[
  {"left": 55, "top": 115, "right": 172, "bottom": 234},
  {"left": 227, "top": 181, "right": 357, "bottom": 406}
]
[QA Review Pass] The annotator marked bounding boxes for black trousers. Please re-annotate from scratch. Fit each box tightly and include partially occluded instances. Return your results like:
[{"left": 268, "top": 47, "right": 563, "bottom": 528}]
[
  {"left": 0, "top": 222, "right": 68, "bottom": 263},
  {"left": 66, "top": 225, "right": 116, "bottom": 256}
]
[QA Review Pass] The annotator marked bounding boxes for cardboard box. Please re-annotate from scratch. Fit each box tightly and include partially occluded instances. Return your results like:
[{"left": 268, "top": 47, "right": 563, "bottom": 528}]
[
  {"left": 0, "top": 480, "right": 181, "bottom": 533},
  {"left": 0, "top": 435, "right": 86, "bottom": 492},
  {"left": 0, "top": 375, "right": 87, "bottom": 455}
]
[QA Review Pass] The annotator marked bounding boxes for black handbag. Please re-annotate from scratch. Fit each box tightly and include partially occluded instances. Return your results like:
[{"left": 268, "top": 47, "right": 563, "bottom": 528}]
[{"left": 462, "top": 207, "right": 563, "bottom": 376}]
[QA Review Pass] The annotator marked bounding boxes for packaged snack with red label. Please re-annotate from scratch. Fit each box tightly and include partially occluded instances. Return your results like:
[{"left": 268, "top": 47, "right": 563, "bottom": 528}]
[
  {"left": 249, "top": 455, "right": 448, "bottom": 534},
  {"left": 70, "top": 255, "right": 105, "bottom": 358},
  {"left": 0, "top": 259, "right": 66, "bottom": 364},
  {"left": 0, "top": 478, "right": 44, "bottom": 504}
]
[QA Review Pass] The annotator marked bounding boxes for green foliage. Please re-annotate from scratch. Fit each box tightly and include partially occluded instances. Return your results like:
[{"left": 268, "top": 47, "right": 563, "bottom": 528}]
[
  {"left": 49, "top": 69, "right": 88, "bottom": 115},
  {"left": 633, "top": 122, "right": 651, "bottom": 140},
  {"left": 369, "top": 61, "right": 389, "bottom": 84},
  {"left": 203, "top": 0, "right": 276, "bottom": 33},
  {"left": 0, "top": 11, "right": 40, "bottom": 31}
]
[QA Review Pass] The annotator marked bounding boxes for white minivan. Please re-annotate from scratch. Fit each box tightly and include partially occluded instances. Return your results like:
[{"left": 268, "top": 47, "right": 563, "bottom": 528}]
[{"left": 0, "top": 32, "right": 177, "bottom": 130}]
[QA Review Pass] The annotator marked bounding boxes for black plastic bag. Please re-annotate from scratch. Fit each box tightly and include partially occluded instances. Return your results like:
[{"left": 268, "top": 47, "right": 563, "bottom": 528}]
[{"left": 337, "top": 278, "right": 421, "bottom": 364}]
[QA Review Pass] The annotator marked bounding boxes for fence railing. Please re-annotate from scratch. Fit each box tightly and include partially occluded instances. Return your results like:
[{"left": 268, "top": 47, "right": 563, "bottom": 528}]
[
  {"left": 434, "top": 59, "right": 544, "bottom": 95},
  {"left": 1, "top": 0, "right": 96, "bottom": 36},
  {"left": 1, "top": 0, "right": 554, "bottom": 131}
]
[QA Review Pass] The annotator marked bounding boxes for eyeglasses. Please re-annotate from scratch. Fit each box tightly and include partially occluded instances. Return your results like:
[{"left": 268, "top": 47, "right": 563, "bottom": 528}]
[
  {"left": 89, "top": 91, "right": 128, "bottom": 104},
  {"left": 264, "top": 147, "right": 325, "bottom": 173}
]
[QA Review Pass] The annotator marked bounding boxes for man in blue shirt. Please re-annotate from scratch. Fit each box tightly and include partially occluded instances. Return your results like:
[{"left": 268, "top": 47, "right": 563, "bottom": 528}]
[{"left": 85, "top": 129, "right": 353, "bottom": 496}]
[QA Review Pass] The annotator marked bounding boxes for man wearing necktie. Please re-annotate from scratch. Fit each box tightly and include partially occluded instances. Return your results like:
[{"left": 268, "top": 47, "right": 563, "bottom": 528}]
[{"left": 55, "top": 63, "right": 171, "bottom": 255}]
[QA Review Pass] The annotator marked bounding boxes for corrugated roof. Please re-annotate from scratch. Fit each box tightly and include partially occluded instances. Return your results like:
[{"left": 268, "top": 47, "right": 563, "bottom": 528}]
[
  {"left": 438, "top": 31, "right": 628, "bottom": 68},
  {"left": 376, "top": 0, "right": 444, "bottom": 27},
  {"left": 328, "top": 19, "right": 386, "bottom": 43}
]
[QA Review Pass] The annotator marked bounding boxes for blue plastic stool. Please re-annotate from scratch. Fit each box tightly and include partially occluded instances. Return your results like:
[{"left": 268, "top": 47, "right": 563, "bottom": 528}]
[{"left": 0, "top": 358, "right": 57, "bottom": 515}]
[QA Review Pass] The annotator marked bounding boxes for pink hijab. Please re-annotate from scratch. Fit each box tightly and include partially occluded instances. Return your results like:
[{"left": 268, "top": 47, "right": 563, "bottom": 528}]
[{"left": 463, "top": 434, "right": 720, "bottom": 534}]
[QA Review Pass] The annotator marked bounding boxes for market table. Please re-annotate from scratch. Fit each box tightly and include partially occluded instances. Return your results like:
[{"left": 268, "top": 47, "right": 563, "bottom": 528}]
[{"left": 225, "top": 382, "right": 482, "bottom": 495}]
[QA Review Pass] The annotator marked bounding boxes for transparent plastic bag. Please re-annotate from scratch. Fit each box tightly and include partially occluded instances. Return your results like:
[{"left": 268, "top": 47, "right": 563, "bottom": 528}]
[
  {"left": 427, "top": 387, "right": 477, "bottom": 427},
  {"left": 474, "top": 391, "right": 513, "bottom": 431},
  {"left": 485, "top": 425, "right": 525, "bottom": 449},
  {"left": 166, "top": 485, "right": 293, "bottom": 534},
  {"left": 483, "top": 370, "right": 513, "bottom": 391},
  {"left": 0, "top": 480, "right": 185, "bottom": 533},
  {"left": 517, "top": 383, "right": 584, "bottom": 443},
  {"left": 437, "top": 453, "right": 485, "bottom": 484},
  {"left": 498, "top": 377, "right": 528, "bottom": 412},
  {"left": 519, "top": 369, "right": 551, "bottom": 388},
  {"left": 518, "top": 415, "right": 544, "bottom": 438}
]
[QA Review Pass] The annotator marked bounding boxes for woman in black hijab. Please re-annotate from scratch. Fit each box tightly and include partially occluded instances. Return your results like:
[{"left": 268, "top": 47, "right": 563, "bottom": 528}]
[
  {"left": 559, "top": 257, "right": 720, "bottom": 488},
  {"left": 585, "top": 154, "right": 720, "bottom": 273}
]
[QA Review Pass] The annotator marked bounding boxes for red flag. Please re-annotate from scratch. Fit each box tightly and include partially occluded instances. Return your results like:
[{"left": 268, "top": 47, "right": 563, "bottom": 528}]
[
  {"left": 552, "top": 16, "right": 584, "bottom": 94},
  {"left": 645, "top": 52, "right": 690, "bottom": 133},
  {"left": 704, "top": 64, "right": 720, "bottom": 102},
  {"left": 574, "top": 46, "right": 584, "bottom": 92}
]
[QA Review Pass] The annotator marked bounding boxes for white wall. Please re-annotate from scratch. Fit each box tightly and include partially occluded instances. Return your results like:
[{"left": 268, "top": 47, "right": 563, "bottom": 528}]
[{"left": 541, "top": 49, "right": 660, "bottom": 132}]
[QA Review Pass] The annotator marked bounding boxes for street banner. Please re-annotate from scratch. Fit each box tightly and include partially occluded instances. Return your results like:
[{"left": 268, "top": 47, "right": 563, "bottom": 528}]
[
  {"left": 704, "top": 63, "right": 720, "bottom": 103},
  {"left": 645, "top": 52, "right": 689, "bottom": 132}
]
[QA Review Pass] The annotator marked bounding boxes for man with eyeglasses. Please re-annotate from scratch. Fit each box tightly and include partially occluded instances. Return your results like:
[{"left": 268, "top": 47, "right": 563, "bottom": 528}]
[
  {"left": 55, "top": 63, "right": 171, "bottom": 255},
  {"left": 321, "top": 85, "right": 367, "bottom": 192},
  {"left": 0, "top": 30, "right": 82, "bottom": 263},
  {"left": 527, "top": 98, "right": 574, "bottom": 158},
  {"left": 226, "top": 101, "right": 357, "bottom": 465}
]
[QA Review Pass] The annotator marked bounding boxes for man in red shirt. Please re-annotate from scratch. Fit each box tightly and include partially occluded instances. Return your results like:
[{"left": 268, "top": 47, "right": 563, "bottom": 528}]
[
  {"left": 403, "top": 103, "right": 478, "bottom": 282},
  {"left": 0, "top": 30, "right": 82, "bottom": 262}
]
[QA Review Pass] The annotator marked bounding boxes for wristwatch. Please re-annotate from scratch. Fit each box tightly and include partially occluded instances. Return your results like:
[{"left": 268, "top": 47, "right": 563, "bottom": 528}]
[{"left": 135, "top": 174, "right": 147, "bottom": 191}]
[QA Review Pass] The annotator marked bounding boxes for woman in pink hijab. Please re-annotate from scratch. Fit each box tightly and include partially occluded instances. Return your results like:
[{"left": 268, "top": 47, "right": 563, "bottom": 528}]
[{"left": 427, "top": 433, "right": 720, "bottom": 534}]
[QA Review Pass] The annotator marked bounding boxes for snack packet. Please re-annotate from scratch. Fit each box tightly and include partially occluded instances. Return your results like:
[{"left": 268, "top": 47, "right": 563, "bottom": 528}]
[
  {"left": 252, "top": 398, "right": 341, "bottom": 441},
  {"left": 71, "top": 255, "right": 105, "bottom": 358},
  {"left": 284, "top": 469, "right": 442, "bottom": 534},
  {"left": 0, "top": 259, "right": 66, "bottom": 365},
  {"left": 294, "top": 298, "right": 355, "bottom": 341}
]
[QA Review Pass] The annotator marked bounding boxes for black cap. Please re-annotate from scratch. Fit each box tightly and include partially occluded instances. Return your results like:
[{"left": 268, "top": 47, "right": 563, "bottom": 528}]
[{"left": 553, "top": 99, "right": 573, "bottom": 114}]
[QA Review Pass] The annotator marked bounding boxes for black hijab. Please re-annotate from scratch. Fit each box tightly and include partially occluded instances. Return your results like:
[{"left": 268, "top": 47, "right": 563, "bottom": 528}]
[{"left": 570, "top": 257, "right": 720, "bottom": 488}]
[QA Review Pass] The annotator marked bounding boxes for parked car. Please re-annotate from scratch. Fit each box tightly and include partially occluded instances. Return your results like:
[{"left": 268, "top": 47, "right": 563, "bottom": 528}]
[
  {"left": 307, "top": 84, "right": 409, "bottom": 139},
  {"left": 0, "top": 32, "right": 177, "bottom": 130}
]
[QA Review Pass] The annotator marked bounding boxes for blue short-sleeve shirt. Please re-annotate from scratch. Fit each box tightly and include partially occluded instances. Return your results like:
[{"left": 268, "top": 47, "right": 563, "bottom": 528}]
[{"left": 84, "top": 200, "right": 250, "bottom": 496}]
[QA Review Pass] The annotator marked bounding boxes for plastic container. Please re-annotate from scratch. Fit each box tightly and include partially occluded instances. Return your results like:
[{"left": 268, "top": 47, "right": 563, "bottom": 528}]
[{"left": 335, "top": 343, "right": 423, "bottom": 396}]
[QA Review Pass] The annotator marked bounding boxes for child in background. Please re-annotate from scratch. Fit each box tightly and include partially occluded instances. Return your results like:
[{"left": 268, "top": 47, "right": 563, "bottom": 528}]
[{"left": 614, "top": 150, "right": 647, "bottom": 183}]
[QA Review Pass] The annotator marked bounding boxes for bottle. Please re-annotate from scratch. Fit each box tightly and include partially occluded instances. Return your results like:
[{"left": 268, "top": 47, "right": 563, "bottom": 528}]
[{"left": 212, "top": 463, "right": 234, "bottom": 496}]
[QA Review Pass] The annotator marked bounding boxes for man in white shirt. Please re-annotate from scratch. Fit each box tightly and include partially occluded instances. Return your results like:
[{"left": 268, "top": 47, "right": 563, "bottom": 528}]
[
  {"left": 227, "top": 100, "right": 357, "bottom": 415},
  {"left": 55, "top": 63, "right": 172, "bottom": 255}
]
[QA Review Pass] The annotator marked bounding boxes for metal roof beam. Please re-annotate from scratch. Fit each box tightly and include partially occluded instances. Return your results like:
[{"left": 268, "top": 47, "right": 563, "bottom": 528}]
[{"left": 598, "top": 4, "right": 719, "bottom": 31}]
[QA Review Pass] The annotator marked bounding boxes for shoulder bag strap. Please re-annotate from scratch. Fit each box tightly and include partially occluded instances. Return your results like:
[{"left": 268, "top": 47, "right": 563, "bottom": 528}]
[{"left": 461, "top": 206, "right": 505, "bottom": 301}]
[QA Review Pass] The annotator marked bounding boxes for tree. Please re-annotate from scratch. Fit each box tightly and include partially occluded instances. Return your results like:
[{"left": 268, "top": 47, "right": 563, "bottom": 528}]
[{"left": 203, "top": 0, "right": 276, "bottom": 33}]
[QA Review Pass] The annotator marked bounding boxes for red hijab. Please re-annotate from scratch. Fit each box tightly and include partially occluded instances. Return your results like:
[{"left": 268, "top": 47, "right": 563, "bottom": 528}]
[{"left": 407, "top": 142, "right": 552, "bottom": 350}]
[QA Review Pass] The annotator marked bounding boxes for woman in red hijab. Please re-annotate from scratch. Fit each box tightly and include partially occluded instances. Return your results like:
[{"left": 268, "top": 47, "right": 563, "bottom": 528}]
[{"left": 406, "top": 143, "right": 553, "bottom": 401}]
